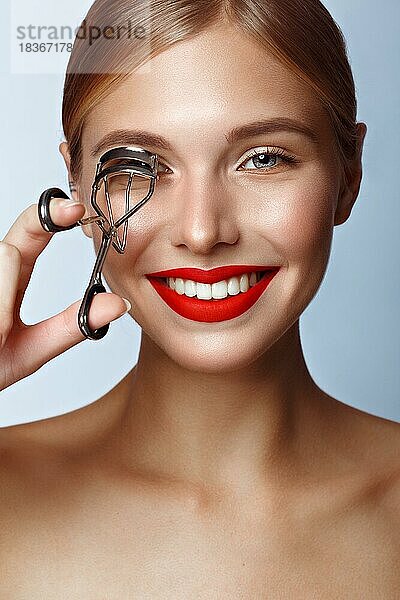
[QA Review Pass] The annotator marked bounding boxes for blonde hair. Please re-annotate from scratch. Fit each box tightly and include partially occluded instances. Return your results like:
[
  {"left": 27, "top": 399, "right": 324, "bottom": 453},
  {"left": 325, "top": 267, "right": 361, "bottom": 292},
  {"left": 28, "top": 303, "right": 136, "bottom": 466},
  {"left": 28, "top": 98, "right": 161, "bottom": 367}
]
[{"left": 63, "top": 0, "right": 358, "bottom": 187}]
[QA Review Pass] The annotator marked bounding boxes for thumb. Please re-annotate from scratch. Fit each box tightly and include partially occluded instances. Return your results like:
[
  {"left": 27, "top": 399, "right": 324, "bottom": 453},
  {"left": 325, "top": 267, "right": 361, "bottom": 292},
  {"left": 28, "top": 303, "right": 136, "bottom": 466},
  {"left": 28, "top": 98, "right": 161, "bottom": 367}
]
[{"left": 19, "top": 293, "right": 130, "bottom": 370}]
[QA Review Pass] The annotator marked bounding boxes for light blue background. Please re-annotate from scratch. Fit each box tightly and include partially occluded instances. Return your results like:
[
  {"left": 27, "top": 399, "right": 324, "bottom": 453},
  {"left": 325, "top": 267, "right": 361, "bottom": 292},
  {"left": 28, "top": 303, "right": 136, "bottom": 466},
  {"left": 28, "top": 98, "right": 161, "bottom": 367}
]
[{"left": 0, "top": 0, "right": 399, "bottom": 425}]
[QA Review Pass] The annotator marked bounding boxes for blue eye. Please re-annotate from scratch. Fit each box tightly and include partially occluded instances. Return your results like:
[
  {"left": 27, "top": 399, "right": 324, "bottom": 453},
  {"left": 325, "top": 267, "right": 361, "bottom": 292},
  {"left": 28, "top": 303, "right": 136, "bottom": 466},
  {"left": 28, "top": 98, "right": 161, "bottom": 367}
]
[{"left": 239, "top": 147, "right": 297, "bottom": 172}]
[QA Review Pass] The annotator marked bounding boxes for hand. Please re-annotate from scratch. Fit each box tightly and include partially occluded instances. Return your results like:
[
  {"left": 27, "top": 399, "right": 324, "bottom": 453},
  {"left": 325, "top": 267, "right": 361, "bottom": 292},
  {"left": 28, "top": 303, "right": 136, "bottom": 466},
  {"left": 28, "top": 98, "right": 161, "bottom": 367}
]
[{"left": 0, "top": 198, "right": 130, "bottom": 392}]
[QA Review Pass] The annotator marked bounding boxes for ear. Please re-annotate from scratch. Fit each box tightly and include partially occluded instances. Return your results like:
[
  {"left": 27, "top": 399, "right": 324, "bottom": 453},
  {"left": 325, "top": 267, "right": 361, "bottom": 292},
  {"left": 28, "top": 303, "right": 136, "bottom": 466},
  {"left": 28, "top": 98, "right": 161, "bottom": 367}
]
[
  {"left": 334, "top": 122, "right": 367, "bottom": 226},
  {"left": 59, "top": 141, "right": 93, "bottom": 239}
]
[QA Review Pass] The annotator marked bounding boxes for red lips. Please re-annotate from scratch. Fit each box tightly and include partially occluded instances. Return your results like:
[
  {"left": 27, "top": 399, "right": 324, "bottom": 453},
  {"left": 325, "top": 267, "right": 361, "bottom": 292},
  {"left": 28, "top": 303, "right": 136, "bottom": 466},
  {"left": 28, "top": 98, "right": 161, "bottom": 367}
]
[
  {"left": 146, "top": 265, "right": 278, "bottom": 285},
  {"left": 146, "top": 266, "right": 280, "bottom": 323}
]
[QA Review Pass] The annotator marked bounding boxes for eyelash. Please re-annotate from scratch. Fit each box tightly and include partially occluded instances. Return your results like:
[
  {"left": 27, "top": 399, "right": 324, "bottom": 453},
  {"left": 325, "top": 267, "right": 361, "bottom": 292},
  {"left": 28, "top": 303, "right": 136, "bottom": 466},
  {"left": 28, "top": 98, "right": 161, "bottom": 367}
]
[
  {"left": 238, "top": 146, "right": 298, "bottom": 172},
  {"left": 156, "top": 146, "right": 297, "bottom": 177}
]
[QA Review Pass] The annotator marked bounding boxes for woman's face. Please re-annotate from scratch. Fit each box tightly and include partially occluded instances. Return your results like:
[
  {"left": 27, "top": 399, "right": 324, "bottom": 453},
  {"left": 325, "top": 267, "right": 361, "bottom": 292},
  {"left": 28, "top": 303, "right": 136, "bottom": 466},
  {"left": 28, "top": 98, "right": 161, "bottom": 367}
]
[{"left": 66, "top": 24, "right": 349, "bottom": 373}]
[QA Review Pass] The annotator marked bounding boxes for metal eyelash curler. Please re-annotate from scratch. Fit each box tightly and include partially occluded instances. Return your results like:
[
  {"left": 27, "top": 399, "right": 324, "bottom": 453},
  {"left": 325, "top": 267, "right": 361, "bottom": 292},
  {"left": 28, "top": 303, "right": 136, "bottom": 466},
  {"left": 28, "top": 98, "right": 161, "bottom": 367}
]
[{"left": 38, "top": 146, "right": 159, "bottom": 341}]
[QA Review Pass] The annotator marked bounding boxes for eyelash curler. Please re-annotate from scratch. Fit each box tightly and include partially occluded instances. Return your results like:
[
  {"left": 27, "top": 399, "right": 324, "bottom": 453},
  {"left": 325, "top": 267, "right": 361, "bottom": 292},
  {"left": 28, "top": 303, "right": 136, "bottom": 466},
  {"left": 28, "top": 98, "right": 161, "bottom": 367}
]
[{"left": 38, "top": 146, "right": 159, "bottom": 341}]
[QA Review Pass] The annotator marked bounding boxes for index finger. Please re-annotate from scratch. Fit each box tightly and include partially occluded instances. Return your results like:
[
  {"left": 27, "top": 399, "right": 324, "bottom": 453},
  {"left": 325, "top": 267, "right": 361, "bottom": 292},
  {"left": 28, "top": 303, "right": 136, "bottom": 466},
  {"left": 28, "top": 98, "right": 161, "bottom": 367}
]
[{"left": 3, "top": 199, "right": 85, "bottom": 295}]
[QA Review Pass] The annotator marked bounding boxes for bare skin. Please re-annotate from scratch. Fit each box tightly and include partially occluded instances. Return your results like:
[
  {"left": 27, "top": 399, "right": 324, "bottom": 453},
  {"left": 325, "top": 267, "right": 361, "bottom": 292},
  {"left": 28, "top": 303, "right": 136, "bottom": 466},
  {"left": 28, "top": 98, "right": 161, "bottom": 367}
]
[
  {"left": 0, "top": 21, "right": 399, "bottom": 599},
  {"left": 0, "top": 371, "right": 399, "bottom": 598}
]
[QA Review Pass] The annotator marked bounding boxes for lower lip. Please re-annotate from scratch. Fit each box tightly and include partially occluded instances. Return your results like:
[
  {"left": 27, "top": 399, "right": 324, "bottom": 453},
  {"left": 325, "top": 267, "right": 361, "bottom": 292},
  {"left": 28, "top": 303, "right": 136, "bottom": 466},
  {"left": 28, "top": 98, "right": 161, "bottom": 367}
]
[{"left": 146, "top": 269, "right": 280, "bottom": 323}]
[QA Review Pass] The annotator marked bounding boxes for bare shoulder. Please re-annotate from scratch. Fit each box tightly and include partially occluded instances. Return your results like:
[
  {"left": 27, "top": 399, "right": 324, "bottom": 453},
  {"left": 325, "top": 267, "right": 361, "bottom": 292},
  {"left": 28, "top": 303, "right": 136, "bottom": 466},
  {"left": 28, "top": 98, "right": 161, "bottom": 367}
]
[
  {"left": 0, "top": 396, "right": 107, "bottom": 456},
  {"left": 321, "top": 395, "right": 400, "bottom": 469},
  {"left": 359, "top": 407, "right": 400, "bottom": 512},
  {"left": 354, "top": 407, "right": 400, "bottom": 515},
  {"left": 326, "top": 396, "right": 400, "bottom": 512},
  {"left": 0, "top": 370, "right": 133, "bottom": 459}
]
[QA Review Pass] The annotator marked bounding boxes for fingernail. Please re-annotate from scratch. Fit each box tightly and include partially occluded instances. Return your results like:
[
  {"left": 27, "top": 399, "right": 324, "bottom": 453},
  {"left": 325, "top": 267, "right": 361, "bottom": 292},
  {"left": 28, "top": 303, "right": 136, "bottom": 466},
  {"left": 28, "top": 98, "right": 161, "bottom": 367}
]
[
  {"left": 62, "top": 200, "right": 84, "bottom": 208},
  {"left": 122, "top": 298, "right": 131, "bottom": 312},
  {"left": 55, "top": 198, "right": 83, "bottom": 208}
]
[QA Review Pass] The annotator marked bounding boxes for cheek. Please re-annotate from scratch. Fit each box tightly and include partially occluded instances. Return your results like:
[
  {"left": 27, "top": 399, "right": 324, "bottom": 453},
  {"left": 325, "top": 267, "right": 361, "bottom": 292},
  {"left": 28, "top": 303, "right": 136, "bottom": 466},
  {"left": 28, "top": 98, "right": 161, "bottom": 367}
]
[
  {"left": 248, "top": 174, "right": 338, "bottom": 319},
  {"left": 253, "top": 176, "right": 337, "bottom": 270}
]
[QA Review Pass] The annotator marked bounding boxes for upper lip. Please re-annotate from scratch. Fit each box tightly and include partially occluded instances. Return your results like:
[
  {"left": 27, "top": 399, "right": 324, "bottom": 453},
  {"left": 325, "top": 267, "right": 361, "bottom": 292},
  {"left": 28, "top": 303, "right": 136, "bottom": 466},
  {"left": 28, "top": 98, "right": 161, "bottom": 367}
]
[{"left": 146, "top": 265, "right": 280, "bottom": 284}]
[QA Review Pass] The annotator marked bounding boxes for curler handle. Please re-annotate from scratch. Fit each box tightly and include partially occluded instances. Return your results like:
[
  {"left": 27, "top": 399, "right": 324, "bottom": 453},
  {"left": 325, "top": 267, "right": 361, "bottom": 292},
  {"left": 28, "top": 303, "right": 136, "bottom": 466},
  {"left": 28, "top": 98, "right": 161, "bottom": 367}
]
[
  {"left": 38, "top": 187, "right": 81, "bottom": 233},
  {"left": 77, "top": 282, "right": 110, "bottom": 340},
  {"left": 76, "top": 232, "right": 114, "bottom": 341}
]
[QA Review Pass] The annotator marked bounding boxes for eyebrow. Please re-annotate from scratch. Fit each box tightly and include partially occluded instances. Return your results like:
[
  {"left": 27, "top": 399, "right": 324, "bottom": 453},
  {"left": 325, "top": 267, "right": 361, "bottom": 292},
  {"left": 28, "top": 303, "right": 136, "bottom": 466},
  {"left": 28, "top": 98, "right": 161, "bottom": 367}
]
[{"left": 89, "top": 117, "right": 319, "bottom": 158}]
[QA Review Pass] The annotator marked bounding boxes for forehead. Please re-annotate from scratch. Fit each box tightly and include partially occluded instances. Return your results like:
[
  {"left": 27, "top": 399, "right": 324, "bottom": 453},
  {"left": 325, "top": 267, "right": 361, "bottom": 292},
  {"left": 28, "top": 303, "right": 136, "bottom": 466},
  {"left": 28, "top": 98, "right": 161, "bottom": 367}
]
[{"left": 84, "top": 23, "right": 330, "bottom": 148}]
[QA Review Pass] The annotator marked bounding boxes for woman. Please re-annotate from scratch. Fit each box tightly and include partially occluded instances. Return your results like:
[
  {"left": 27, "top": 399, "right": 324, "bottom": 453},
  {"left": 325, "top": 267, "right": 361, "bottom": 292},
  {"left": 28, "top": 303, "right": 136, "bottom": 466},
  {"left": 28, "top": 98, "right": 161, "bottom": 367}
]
[{"left": 0, "top": 0, "right": 399, "bottom": 596}]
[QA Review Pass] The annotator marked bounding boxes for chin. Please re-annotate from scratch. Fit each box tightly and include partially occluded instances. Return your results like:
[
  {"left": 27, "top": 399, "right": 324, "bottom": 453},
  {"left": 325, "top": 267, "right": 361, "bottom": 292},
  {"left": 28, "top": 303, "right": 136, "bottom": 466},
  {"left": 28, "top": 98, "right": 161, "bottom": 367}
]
[{"left": 143, "top": 317, "right": 292, "bottom": 375}]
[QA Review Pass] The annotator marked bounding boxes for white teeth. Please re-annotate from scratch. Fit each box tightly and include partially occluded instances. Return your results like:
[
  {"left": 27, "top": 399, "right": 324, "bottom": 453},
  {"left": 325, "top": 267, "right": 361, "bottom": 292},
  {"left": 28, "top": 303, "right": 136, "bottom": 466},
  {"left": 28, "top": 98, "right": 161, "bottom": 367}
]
[
  {"left": 197, "top": 282, "right": 212, "bottom": 300},
  {"left": 166, "top": 271, "right": 263, "bottom": 300},
  {"left": 184, "top": 279, "right": 197, "bottom": 297},
  {"left": 212, "top": 280, "right": 228, "bottom": 299},
  {"left": 175, "top": 278, "right": 185, "bottom": 295},
  {"left": 239, "top": 273, "right": 249, "bottom": 293},
  {"left": 227, "top": 276, "right": 240, "bottom": 296}
]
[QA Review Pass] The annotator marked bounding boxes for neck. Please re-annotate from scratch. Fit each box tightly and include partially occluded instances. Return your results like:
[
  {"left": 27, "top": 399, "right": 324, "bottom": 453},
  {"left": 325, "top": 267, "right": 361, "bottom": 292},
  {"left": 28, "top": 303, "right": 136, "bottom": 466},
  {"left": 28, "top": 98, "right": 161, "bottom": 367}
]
[{"left": 104, "top": 321, "right": 327, "bottom": 497}]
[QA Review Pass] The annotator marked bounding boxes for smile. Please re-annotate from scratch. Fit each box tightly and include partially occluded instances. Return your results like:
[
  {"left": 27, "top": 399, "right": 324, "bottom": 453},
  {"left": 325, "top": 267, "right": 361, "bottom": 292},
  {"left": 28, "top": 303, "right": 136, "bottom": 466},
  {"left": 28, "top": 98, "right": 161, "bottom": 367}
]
[{"left": 146, "top": 267, "right": 280, "bottom": 322}]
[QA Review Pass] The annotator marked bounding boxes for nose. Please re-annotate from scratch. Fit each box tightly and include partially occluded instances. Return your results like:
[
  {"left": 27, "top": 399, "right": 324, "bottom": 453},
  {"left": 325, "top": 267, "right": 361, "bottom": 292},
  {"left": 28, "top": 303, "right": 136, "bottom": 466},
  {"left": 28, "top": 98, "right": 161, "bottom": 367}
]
[{"left": 169, "top": 173, "right": 240, "bottom": 255}]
